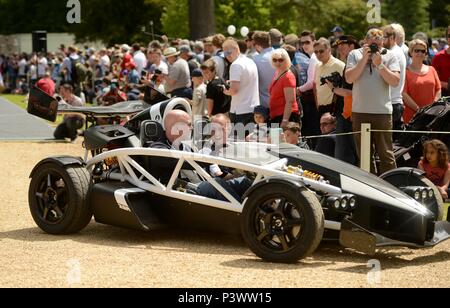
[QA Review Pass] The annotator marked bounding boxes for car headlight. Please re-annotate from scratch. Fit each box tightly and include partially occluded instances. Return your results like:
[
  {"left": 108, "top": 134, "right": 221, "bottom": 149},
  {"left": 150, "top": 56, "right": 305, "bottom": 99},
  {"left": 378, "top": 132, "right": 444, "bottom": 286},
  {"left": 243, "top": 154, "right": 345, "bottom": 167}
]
[
  {"left": 341, "top": 197, "right": 349, "bottom": 210},
  {"left": 334, "top": 200, "right": 341, "bottom": 210},
  {"left": 349, "top": 197, "right": 357, "bottom": 209},
  {"left": 421, "top": 189, "right": 428, "bottom": 200},
  {"left": 428, "top": 189, "right": 434, "bottom": 199},
  {"left": 414, "top": 190, "right": 421, "bottom": 200}
]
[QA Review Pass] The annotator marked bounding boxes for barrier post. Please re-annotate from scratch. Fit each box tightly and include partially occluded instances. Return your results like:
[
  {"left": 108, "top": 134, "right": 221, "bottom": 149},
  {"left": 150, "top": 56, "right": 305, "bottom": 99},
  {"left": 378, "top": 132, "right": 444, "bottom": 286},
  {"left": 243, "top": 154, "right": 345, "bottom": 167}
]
[{"left": 360, "top": 123, "right": 371, "bottom": 172}]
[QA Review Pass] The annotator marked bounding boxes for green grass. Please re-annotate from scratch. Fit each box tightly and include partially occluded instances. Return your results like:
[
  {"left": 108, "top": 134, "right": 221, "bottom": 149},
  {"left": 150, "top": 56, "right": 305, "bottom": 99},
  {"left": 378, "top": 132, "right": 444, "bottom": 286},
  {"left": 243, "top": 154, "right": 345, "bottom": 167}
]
[
  {"left": 1, "top": 94, "right": 64, "bottom": 126},
  {"left": 1, "top": 94, "right": 28, "bottom": 109}
]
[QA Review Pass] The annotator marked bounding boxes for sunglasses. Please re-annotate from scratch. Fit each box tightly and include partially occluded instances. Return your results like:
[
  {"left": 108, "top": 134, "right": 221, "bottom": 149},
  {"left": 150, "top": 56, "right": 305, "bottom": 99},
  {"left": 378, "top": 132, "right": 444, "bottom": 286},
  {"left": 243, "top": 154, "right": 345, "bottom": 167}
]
[
  {"left": 413, "top": 49, "right": 427, "bottom": 54},
  {"left": 272, "top": 58, "right": 285, "bottom": 63},
  {"left": 224, "top": 50, "right": 235, "bottom": 58},
  {"left": 300, "top": 41, "right": 312, "bottom": 46},
  {"left": 314, "top": 49, "right": 326, "bottom": 55}
]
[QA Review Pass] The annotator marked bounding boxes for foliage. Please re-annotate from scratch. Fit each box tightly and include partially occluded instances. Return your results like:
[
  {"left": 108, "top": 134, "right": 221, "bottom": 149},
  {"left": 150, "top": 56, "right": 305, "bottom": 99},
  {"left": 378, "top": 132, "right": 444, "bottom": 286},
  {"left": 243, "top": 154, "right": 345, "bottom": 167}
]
[{"left": 0, "top": 0, "right": 447, "bottom": 43}]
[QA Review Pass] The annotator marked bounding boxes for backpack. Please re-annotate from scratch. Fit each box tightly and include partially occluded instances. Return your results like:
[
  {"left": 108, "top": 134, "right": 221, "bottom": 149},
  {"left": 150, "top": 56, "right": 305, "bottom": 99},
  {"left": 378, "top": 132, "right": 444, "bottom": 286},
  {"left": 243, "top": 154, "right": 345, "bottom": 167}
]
[{"left": 70, "top": 58, "right": 88, "bottom": 84}]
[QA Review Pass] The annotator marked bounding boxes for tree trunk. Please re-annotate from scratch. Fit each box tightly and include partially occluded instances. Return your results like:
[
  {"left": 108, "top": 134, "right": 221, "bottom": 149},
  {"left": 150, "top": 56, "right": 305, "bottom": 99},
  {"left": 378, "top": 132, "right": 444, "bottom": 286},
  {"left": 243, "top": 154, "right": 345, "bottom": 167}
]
[{"left": 189, "top": 0, "right": 216, "bottom": 40}]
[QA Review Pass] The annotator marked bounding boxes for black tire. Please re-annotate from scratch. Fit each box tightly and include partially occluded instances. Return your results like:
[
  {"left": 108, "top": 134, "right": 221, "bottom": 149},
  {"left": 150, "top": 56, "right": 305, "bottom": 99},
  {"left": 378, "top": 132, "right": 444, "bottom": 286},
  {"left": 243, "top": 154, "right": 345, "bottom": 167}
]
[
  {"left": 381, "top": 172, "right": 444, "bottom": 221},
  {"left": 241, "top": 184, "right": 324, "bottom": 263},
  {"left": 29, "top": 162, "right": 92, "bottom": 235}
]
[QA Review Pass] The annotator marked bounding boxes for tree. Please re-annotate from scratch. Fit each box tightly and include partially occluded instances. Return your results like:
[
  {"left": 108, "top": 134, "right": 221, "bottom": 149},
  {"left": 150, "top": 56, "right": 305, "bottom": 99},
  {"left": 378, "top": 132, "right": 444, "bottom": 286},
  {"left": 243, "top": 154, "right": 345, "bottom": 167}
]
[
  {"left": 383, "top": 0, "right": 431, "bottom": 38},
  {"left": 428, "top": 0, "right": 450, "bottom": 29},
  {"left": 189, "top": 0, "right": 215, "bottom": 40}
]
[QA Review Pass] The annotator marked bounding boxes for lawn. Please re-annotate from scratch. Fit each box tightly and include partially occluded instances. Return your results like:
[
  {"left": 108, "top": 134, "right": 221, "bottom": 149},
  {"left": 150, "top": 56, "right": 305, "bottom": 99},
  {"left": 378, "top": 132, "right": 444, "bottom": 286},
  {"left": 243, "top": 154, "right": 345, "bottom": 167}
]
[{"left": 1, "top": 94, "right": 63, "bottom": 126}]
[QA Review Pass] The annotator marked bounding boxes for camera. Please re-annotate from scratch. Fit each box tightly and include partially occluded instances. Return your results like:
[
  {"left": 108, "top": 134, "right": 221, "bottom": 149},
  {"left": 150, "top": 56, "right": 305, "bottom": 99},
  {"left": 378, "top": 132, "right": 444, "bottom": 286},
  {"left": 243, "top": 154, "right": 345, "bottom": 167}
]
[
  {"left": 220, "top": 82, "right": 231, "bottom": 92},
  {"left": 369, "top": 43, "right": 379, "bottom": 54},
  {"left": 320, "top": 72, "right": 343, "bottom": 88},
  {"left": 151, "top": 69, "right": 162, "bottom": 83},
  {"left": 369, "top": 43, "right": 388, "bottom": 55}
]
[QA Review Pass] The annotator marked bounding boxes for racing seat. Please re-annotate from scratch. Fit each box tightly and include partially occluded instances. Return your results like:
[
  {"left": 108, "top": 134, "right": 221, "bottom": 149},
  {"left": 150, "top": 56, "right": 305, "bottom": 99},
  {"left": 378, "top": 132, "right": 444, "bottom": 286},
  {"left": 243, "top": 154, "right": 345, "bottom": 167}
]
[{"left": 140, "top": 120, "right": 166, "bottom": 147}]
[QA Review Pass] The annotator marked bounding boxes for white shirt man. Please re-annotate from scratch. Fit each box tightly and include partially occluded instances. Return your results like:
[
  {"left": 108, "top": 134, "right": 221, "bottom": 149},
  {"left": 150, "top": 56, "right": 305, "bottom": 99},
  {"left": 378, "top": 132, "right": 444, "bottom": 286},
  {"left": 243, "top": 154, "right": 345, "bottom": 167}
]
[
  {"left": 37, "top": 56, "right": 48, "bottom": 78},
  {"left": 133, "top": 49, "right": 147, "bottom": 75},
  {"left": 222, "top": 39, "right": 260, "bottom": 126}
]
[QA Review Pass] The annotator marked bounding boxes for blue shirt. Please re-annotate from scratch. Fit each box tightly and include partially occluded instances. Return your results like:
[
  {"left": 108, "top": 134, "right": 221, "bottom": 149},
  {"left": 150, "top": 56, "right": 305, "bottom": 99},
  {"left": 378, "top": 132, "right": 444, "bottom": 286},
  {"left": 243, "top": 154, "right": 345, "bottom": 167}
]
[
  {"left": 295, "top": 51, "right": 310, "bottom": 87},
  {"left": 253, "top": 47, "right": 275, "bottom": 108}
]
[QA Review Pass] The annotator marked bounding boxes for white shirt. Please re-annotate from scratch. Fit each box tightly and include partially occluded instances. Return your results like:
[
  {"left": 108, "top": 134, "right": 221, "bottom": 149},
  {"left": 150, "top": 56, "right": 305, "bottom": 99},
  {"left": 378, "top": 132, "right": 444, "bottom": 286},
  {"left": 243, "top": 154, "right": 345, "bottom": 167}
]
[
  {"left": 101, "top": 55, "right": 111, "bottom": 71},
  {"left": 29, "top": 65, "right": 37, "bottom": 80},
  {"left": 229, "top": 54, "right": 260, "bottom": 115},
  {"left": 390, "top": 44, "right": 407, "bottom": 105},
  {"left": 37, "top": 57, "right": 48, "bottom": 77},
  {"left": 133, "top": 51, "right": 147, "bottom": 75},
  {"left": 150, "top": 61, "right": 169, "bottom": 75},
  {"left": 18, "top": 59, "right": 27, "bottom": 76}
]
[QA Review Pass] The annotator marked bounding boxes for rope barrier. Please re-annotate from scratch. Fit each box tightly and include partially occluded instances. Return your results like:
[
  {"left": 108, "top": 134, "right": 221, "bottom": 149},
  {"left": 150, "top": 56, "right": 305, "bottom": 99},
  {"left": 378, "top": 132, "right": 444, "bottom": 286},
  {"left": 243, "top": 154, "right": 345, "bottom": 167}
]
[{"left": 303, "top": 129, "right": 450, "bottom": 140}]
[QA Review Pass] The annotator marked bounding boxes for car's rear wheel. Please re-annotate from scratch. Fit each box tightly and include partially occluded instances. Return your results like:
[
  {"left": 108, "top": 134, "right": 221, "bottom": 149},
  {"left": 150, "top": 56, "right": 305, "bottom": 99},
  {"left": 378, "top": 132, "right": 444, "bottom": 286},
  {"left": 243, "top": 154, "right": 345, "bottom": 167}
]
[
  {"left": 29, "top": 162, "right": 92, "bottom": 234},
  {"left": 241, "top": 184, "right": 324, "bottom": 263}
]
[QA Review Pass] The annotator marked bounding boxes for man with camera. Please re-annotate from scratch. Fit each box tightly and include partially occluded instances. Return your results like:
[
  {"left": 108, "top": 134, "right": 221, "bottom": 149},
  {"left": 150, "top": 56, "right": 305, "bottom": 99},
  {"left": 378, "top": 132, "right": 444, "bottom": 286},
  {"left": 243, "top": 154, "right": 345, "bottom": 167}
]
[
  {"left": 346, "top": 28, "right": 401, "bottom": 174},
  {"left": 313, "top": 38, "right": 346, "bottom": 117},
  {"left": 323, "top": 35, "right": 360, "bottom": 166}
]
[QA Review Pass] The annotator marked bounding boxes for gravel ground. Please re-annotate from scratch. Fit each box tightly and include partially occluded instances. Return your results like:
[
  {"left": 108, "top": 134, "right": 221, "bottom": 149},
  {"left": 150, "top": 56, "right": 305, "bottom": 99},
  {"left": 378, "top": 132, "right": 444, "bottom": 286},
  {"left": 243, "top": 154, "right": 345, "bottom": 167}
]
[{"left": 0, "top": 142, "right": 449, "bottom": 288}]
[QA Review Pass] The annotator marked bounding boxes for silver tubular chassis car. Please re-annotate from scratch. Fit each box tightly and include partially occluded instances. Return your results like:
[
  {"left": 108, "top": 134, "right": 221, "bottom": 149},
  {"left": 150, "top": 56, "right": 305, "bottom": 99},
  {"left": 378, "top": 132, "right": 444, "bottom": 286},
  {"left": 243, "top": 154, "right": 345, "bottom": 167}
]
[{"left": 28, "top": 91, "right": 450, "bottom": 263}]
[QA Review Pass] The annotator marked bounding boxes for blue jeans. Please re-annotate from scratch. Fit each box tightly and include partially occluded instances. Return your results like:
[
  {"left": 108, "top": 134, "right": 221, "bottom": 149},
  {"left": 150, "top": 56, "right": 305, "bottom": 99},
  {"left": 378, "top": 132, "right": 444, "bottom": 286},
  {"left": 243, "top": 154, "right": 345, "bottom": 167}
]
[{"left": 197, "top": 176, "right": 252, "bottom": 202}]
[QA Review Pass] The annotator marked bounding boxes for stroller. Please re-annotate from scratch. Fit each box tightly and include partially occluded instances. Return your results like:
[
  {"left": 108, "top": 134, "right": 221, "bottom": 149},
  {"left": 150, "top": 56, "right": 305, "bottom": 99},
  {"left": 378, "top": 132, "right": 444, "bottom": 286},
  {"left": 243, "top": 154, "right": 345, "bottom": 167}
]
[{"left": 395, "top": 97, "right": 450, "bottom": 168}]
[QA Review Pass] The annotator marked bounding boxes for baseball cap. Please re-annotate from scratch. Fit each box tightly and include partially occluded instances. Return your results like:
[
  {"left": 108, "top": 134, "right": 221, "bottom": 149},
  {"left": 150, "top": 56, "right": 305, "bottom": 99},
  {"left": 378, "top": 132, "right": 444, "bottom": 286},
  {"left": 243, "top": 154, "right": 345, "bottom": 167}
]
[
  {"left": 331, "top": 26, "right": 344, "bottom": 33},
  {"left": 191, "top": 68, "right": 203, "bottom": 78}
]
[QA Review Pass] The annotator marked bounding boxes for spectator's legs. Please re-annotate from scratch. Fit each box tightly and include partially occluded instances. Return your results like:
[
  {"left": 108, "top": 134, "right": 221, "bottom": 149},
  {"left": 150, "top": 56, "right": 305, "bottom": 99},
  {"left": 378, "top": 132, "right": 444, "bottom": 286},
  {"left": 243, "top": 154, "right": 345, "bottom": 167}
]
[
  {"left": 392, "top": 103, "right": 405, "bottom": 142},
  {"left": 372, "top": 114, "right": 397, "bottom": 174},
  {"left": 335, "top": 114, "right": 358, "bottom": 166},
  {"left": 300, "top": 93, "right": 320, "bottom": 148},
  {"left": 230, "top": 113, "right": 255, "bottom": 139},
  {"left": 197, "top": 177, "right": 244, "bottom": 202}
]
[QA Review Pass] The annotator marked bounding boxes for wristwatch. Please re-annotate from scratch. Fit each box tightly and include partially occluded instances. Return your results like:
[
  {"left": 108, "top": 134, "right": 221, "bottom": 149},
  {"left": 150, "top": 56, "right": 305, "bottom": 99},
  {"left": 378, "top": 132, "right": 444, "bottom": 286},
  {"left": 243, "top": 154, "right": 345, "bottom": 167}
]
[{"left": 377, "top": 63, "right": 386, "bottom": 71}]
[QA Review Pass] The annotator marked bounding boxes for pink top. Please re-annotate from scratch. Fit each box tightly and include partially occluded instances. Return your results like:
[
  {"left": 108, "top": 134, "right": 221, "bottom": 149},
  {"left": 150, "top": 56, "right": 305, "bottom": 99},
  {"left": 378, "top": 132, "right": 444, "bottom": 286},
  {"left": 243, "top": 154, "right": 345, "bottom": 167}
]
[{"left": 419, "top": 161, "right": 450, "bottom": 186}]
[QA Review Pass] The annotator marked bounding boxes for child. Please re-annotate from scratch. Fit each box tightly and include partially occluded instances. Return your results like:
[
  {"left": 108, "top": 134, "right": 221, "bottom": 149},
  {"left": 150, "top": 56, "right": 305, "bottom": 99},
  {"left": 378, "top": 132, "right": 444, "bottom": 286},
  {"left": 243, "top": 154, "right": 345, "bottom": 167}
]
[
  {"left": 418, "top": 140, "right": 450, "bottom": 199},
  {"left": 190, "top": 68, "right": 208, "bottom": 120},
  {"left": 283, "top": 122, "right": 309, "bottom": 149},
  {"left": 246, "top": 106, "right": 270, "bottom": 143}
]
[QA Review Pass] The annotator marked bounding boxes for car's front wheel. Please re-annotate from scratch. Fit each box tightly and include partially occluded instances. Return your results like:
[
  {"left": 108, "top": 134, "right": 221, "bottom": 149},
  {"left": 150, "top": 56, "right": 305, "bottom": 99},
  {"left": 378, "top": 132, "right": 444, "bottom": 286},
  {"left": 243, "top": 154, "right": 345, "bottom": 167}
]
[
  {"left": 241, "top": 184, "right": 324, "bottom": 263},
  {"left": 29, "top": 162, "right": 92, "bottom": 235}
]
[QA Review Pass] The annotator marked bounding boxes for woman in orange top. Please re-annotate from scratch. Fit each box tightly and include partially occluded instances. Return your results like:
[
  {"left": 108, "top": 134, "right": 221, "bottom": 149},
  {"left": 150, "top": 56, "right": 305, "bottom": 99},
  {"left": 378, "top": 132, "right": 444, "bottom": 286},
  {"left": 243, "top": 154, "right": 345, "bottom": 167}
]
[{"left": 403, "top": 39, "right": 442, "bottom": 124}]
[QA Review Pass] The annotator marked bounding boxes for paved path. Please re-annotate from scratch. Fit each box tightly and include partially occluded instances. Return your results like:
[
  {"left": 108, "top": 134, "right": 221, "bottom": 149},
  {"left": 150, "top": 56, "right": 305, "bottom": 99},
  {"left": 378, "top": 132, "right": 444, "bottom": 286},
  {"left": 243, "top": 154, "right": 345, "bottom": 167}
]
[{"left": 0, "top": 97, "right": 54, "bottom": 140}]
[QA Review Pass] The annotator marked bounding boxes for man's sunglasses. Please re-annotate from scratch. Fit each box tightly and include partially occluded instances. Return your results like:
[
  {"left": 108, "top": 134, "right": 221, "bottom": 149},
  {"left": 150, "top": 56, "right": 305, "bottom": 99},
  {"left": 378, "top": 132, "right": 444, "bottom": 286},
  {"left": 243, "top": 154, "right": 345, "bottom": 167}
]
[{"left": 314, "top": 49, "right": 326, "bottom": 55}]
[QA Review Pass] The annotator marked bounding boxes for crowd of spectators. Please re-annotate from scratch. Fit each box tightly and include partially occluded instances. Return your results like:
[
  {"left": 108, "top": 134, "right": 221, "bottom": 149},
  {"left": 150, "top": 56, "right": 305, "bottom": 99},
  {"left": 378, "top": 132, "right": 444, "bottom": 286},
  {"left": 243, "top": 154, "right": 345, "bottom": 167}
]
[{"left": 0, "top": 24, "right": 449, "bottom": 175}]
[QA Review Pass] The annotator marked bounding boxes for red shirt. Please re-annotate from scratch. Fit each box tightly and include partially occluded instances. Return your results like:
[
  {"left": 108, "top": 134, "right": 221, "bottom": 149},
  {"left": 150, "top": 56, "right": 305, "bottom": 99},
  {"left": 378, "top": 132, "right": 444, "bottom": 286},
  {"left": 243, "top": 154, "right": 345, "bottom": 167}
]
[
  {"left": 419, "top": 160, "right": 450, "bottom": 186},
  {"left": 269, "top": 70, "right": 298, "bottom": 119},
  {"left": 403, "top": 66, "right": 441, "bottom": 123},
  {"left": 432, "top": 49, "right": 450, "bottom": 85},
  {"left": 36, "top": 77, "right": 56, "bottom": 96}
]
